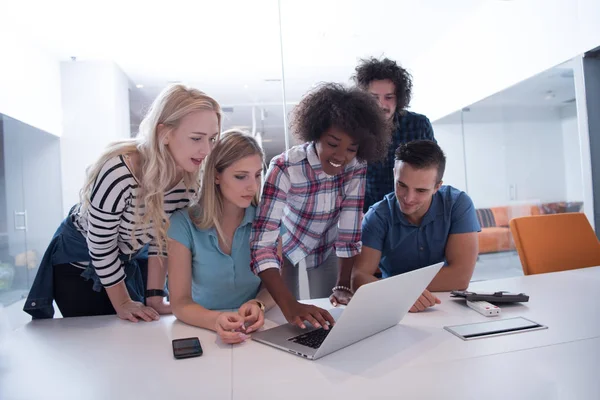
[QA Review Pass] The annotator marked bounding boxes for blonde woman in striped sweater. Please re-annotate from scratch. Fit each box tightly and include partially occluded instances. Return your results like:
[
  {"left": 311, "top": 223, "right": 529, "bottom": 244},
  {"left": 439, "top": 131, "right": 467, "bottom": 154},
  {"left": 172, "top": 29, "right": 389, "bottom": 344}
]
[{"left": 25, "top": 84, "right": 221, "bottom": 322}]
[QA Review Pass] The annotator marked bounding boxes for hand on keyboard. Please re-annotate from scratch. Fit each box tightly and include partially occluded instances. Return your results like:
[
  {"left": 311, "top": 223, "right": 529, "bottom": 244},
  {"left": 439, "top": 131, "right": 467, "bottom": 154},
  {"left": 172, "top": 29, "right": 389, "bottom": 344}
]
[{"left": 281, "top": 301, "right": 335, "bottom": 330}]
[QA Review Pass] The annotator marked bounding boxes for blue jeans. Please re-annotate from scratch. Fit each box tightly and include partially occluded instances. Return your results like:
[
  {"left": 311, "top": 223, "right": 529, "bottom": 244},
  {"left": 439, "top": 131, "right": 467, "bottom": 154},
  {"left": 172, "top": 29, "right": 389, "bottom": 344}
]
[{"left": 24, "top": 206, "right": 148, "bottom": 319}]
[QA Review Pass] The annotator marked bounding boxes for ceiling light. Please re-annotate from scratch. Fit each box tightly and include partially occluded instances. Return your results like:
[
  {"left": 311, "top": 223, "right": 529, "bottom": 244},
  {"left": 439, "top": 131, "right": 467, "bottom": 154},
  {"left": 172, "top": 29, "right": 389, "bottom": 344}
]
[
  {"left": 136, "top": 84, "right": 144, "bottom": 89},
  {"left": 261, "top": 139, "right": 273, "bottom": 143}
]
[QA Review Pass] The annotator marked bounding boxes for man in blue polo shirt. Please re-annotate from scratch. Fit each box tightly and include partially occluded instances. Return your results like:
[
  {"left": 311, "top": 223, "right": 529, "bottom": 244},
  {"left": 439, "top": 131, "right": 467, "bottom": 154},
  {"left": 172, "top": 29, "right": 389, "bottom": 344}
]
[{"left": 333, "top": 140, "right": 480, "bottom": 312}]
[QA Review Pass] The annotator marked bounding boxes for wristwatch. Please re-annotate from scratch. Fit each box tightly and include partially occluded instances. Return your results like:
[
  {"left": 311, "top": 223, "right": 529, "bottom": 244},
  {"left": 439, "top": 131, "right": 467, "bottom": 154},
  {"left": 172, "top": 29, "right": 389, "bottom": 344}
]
[
  {"left": 146, "top": 289, "right": 167, "bottom": 298},
  {"left": 252, "top": 299, "right": 266, "bottom": 312}
]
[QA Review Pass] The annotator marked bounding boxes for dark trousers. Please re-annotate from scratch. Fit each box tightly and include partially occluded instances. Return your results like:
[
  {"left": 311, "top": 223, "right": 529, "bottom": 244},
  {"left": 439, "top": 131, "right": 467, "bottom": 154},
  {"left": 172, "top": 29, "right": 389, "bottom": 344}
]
[{"left": 53, "top": 262, "right": 148, "bottom": 317}]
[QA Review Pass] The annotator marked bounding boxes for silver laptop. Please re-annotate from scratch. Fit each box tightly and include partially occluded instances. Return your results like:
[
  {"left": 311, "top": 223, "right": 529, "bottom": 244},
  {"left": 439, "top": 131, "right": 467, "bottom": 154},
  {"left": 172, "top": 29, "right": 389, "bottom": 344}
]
[{"left": 252, "top": 262, "right": 444, "bottom": 360}]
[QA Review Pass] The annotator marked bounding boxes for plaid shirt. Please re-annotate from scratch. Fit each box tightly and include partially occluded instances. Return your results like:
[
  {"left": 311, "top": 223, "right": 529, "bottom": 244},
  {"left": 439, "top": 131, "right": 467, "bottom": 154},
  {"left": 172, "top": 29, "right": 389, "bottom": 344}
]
[
  {"left": 364, "top": 110, "right": 435, "bottom": 212},
  {"left": 250, "top": 142, "right": 366, "bottom": 274}
]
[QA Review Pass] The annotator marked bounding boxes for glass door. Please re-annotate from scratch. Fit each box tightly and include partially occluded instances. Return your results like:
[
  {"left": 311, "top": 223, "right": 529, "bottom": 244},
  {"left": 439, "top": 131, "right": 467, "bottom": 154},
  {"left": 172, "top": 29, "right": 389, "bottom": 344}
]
[
  {"left": 0, "top": 115, "right": 29, "bottom": 306},
  {"left": 0, "top": 114, "right": 63, "bottom": 306}
]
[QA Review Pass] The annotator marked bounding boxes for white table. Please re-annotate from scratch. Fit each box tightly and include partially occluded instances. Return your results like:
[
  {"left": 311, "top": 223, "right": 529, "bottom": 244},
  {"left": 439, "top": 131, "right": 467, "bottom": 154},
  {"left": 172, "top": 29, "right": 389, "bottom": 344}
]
[
  {"left": 234, "top": 267, "right": 600, "bottom": 399},
  {"left": 0, "top": 313, "right": 233, "bottom": 400},
  {"left": 1, "top": 267, "right": 599, "bottom": 400}
]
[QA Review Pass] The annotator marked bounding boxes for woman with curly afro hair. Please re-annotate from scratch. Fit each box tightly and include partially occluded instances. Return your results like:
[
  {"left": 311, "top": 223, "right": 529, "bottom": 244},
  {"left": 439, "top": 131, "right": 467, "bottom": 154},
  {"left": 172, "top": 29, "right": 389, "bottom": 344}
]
[
  {"left": 354, "top": 56, "right": 436, "bottom": 213},
  {"left": 250, "top": 83, "right": 390, "bottom": 329}
]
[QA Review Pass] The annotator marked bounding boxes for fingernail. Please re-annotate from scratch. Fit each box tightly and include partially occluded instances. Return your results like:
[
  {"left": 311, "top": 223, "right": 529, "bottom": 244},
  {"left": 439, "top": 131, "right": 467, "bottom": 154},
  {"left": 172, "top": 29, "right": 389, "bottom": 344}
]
[
  {"left": 314, "top": 323, "right": 321, "bottom": 328},
  {"left": 238, "top": 333, "right": 249, "bottom": 340}
]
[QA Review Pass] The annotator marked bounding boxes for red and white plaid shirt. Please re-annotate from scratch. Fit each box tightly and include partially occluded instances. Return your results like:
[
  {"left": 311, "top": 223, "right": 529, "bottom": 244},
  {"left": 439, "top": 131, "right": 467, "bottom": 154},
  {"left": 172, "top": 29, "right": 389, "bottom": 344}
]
[{"left": 250, "top": 142, "right": 365, "bottom": 274}]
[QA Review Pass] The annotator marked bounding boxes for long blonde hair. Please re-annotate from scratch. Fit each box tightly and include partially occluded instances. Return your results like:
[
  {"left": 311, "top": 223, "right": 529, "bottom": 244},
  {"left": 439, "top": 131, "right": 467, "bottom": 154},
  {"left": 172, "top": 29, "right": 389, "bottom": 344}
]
[
  {"left": 79, "top": 84, "right": 222, "bottom": 255},
  {"left": 190, "top": 130, "right": 264, "bottom": 242}
]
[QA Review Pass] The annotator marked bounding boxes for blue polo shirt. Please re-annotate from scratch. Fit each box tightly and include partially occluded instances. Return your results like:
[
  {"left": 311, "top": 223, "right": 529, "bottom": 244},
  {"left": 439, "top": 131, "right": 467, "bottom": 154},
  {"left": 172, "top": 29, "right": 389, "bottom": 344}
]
[
  {"left": 362, "top": 186, "right": 480, "bottom": 278},
  {"left": 168, "top": 206, "right": 261, "bottom": 310}
]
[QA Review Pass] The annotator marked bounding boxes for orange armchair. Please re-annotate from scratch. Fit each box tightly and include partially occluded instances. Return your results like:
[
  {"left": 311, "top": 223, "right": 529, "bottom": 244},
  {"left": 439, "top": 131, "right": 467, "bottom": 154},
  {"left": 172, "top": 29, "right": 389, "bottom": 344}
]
[{"left": 509, "top": 213, "right": 600, "bottom": 275}]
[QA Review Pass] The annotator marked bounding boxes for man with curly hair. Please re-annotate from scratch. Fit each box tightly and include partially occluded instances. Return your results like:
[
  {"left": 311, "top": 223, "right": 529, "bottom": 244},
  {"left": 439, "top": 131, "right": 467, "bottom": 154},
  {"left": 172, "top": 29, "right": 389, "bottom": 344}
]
[
  {"left": 250, "top": 83, "right": 389, "bottom": 329},
  {"left": 354, "top": 57, "right": 436, "bottom": 213}
]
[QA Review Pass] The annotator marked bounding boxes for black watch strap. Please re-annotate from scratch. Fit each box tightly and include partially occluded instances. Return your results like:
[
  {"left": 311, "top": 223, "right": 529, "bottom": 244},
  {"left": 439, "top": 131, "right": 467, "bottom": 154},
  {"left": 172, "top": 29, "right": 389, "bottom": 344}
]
[{"left": 146, "top": 289, "right": 166, "bottom": 298}]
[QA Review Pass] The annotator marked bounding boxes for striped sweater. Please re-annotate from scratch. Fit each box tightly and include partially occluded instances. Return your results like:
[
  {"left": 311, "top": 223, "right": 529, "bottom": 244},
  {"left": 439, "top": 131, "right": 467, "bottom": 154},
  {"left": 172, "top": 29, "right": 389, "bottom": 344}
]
[{"left": 71, "top": 155, "right": 196, "bottom": 287}]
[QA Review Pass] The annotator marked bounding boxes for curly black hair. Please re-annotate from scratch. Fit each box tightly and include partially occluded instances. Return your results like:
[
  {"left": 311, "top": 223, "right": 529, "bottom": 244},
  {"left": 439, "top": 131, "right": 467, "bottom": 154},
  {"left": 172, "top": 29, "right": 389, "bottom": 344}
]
[
  {"left": 290, "top": 83, "right": 390, "bottom": 163},
  {"left": 353, "top": 57, "right": 413, "bottom": 110}
]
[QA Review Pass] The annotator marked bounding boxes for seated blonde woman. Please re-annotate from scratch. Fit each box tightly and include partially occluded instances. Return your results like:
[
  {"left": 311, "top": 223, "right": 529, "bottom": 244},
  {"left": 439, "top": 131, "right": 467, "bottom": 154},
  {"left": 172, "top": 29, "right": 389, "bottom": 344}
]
[{"left": 168, "top": 131, "right": 274, "bottom": 344}]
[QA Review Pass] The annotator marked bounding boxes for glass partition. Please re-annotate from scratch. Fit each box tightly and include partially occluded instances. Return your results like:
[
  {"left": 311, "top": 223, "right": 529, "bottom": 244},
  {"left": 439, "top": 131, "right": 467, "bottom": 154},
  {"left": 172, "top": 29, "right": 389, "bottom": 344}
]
[
  {"left": 0, "top": 114, "right": 63, "bottom": 306},
  {"left": 434, "top": 59, "right": 585, "bottom": 280}
]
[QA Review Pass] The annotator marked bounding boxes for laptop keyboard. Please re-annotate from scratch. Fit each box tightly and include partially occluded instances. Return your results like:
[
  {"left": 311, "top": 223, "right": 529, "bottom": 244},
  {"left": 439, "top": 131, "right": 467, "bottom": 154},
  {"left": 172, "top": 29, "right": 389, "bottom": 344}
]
[{"left": 289, "top": 328, "right": 331, "bottom": 349}]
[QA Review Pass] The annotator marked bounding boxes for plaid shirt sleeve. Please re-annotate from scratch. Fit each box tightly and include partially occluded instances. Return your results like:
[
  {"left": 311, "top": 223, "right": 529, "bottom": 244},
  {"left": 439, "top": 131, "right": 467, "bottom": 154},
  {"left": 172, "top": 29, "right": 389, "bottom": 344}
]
[
  {"left": 334, "top": 162, "right": 366, "bottom": 258},
  {"left": 250, "top": 158, "right": 289, "bottom": 275},
  {"left": 422, "top": 116, "right": 436, "bottom": 143}
]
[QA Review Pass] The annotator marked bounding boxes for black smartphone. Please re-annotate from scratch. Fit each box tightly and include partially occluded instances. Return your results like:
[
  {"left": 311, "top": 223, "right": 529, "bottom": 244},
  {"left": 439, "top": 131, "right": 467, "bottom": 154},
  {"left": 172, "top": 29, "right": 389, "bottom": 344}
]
[{"left": 172, "top": 337, "right": 203, "bottom": 359}]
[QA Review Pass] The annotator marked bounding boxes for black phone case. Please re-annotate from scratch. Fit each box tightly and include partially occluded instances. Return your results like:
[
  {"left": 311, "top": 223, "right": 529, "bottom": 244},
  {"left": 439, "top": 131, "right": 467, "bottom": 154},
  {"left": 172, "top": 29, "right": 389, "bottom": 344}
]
[
  {"left": 172, "top": 337, "right": 203, "bottom": 359},
  {"left": 451, "top": 290, "right": 529, "bottom": 303}
]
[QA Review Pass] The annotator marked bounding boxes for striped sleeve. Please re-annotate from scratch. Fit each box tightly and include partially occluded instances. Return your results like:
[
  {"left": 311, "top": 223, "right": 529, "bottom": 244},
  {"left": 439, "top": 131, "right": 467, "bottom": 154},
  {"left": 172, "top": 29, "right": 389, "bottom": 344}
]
[
  {"left": 250, "top": 157, "right": 289, "bottom": 275},
  {"left": 86, "top": 157, "right": 135, "bottom": 287},
  {"left": 147, "top": 238, "right": 164, "bottom": 258},
  {"left": 335, "top": 162, "right": 366, "bottom": 258}
]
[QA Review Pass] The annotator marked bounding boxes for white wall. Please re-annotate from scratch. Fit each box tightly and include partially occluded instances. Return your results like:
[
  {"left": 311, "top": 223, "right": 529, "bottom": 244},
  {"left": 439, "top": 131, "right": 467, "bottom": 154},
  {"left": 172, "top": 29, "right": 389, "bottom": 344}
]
[
  {"left": 503, "top": 116, "right": 566, "bottom": 205},
  {"left": 560, "top": 105, "right": 584, "bottom": 202},
  {"left": 0, "top": 36, "right": 62, "bottom": 136},
  {"left": 433, "top": 107, "right": 575, "bottom": 209},
  {"left": 411, "top": 0, "right": 600, "bottom": 122},
  {"left": 434, "top": 122, "right": 466, "bottom": 192},
  {"left": 60, "top": 61, "right": 131, "bottom": 215},
  {"left": 463, "top": 120, "right": 509, "bottom": 208}
]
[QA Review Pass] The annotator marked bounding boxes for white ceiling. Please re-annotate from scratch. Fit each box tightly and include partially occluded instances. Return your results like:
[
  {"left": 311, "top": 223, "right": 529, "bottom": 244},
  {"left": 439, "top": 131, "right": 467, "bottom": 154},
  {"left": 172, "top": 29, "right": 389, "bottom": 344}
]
[
  {"left": 471, "top": 60, "right": 576, "bottom": 108},
  {"left": 1, "top": 0, "right": 487, "bottom": 158}
]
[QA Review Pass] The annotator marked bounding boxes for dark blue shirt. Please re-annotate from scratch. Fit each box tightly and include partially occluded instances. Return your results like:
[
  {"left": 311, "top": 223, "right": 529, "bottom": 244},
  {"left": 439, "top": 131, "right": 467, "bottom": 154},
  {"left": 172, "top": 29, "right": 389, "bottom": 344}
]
[
  {"left": 362, "top": 186, "right": 480, "bottom": 278},
  {"left": 364, "top": 110, "right": 435, "bottom": 212}
]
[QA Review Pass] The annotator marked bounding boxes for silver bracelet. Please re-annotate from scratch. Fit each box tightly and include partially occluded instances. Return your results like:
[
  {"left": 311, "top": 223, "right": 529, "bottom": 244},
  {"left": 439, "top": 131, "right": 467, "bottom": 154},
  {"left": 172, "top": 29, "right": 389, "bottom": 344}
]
[{"left": 332, "top": 285, "right": 353, "bottom": 294}]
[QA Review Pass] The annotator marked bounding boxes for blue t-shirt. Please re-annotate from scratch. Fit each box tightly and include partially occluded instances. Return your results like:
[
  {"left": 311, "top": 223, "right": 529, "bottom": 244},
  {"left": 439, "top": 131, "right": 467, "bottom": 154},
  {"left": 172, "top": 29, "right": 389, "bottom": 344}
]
[
  {"left": 362, "top": 186, "right": 481, "bottom": 278},
  {"left": 168, "top": 206, "right": 261, "bottom": 310}
]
